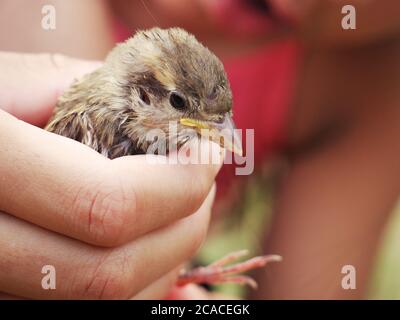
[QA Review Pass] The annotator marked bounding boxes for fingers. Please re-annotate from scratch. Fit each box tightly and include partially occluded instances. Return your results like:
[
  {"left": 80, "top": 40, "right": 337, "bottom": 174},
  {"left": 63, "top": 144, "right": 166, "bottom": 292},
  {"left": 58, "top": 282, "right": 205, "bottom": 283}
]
[
  {"left": 0, "top": 111, "right": 222, "bottom": 246},
  {"left": 0, "top": 52, "right": 102, "bottom": 126},
  {"left": 131, "top": 267, "right": 181, "bottom": 300},
  {"left": 0, "top": 186, "right": 214, "bottom": 299},
  {"left": 109, "top": 149, "right": 223, "bottom": 245}
]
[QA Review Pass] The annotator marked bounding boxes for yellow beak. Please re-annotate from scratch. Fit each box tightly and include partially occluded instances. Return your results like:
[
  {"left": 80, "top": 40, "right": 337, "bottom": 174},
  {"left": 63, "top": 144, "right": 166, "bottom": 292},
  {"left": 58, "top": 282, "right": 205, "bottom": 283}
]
[{"left": 180, "top": 115, "right": 243, "bottom": 156}]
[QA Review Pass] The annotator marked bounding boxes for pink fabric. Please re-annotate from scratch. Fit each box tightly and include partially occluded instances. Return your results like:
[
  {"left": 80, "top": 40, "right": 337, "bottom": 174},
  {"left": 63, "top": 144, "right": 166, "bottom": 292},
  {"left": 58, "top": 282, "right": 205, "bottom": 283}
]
[
  {"left": 224, "top": 40, "right": 300, "bottom": 161},
  {"left": 215, "top": 40, "right": 300, "bottom": 198},
  {"left": 112, "top": 19, "right": 133, "bottom": 43}
]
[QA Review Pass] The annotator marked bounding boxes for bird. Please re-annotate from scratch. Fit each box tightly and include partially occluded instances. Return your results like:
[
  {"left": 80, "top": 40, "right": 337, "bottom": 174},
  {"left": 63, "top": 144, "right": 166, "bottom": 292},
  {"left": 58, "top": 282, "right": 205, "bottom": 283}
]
[
  {"left": 45, "top": 27, "right": 281, "bottom": 289},
  {"left": 45, "top": 27, "right": 241, "bottom": 158}
]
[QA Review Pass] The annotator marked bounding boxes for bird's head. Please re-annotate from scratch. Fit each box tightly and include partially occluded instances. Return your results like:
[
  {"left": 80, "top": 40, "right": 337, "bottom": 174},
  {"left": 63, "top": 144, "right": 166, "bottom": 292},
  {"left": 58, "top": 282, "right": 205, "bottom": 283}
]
[{"left": 105, "top": 27, "right": 242, "bottom": 155}]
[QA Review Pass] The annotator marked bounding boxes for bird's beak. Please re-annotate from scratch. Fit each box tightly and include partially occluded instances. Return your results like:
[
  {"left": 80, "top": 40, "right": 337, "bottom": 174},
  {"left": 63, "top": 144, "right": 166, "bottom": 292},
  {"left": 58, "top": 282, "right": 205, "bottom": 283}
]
[{"left": 180, "top": 114, "right": 243, "bottom": 156}]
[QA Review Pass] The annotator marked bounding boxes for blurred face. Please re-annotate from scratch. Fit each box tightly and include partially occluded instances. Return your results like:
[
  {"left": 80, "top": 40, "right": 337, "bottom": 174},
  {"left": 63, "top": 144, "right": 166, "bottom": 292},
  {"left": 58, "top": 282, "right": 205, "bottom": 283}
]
[
  {"left": 269, "top": 0, "right": 400, "bottom": 47},
  {"left": 112, "top": 0, "right": 400, "bottom": 50}
]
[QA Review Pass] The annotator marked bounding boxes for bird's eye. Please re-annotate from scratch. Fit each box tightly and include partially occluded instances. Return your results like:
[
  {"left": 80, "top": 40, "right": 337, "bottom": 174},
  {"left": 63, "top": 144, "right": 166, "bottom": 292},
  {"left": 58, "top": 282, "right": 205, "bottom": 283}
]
[{"left": 169, "top": 92, "right": 186, "bottom": 110}]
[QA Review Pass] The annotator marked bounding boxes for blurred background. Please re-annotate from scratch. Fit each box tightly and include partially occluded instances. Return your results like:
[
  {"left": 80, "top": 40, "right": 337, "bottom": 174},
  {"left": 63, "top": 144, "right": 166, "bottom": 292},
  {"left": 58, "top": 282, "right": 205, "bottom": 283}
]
[{"left": 0, "top": 0, "right": 399, "bottom": 299}]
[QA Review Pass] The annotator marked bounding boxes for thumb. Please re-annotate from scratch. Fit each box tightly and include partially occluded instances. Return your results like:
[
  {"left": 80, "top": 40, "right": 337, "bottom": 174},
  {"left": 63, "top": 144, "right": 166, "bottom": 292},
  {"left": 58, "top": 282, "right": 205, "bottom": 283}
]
[{"left": 0, "top": 52, "right": 102, "bottom": 126}]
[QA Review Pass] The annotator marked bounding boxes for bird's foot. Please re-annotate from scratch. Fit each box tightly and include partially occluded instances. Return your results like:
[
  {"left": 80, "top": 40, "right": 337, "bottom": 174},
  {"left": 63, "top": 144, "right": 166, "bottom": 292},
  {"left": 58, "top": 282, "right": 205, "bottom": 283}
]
[{"left": 176, "top": 250, "right": 282, "bottom": 289}]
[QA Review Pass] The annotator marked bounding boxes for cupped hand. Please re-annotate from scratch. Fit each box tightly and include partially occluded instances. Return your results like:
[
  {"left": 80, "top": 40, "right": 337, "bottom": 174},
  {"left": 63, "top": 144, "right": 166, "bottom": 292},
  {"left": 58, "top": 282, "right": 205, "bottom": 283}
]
[{"left": 0, "top": 52, "right": 222, "bottom": 299}]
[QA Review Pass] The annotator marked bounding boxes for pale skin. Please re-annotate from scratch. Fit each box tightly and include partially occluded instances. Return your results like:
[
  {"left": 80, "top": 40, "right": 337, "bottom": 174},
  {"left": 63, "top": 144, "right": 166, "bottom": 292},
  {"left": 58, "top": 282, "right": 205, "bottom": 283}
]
[
  {"left": 0, "top": 52, "right": 223, "bottom": 299},
  {"left": 0, "top": 0, "right": 114, "bottom": 59}
]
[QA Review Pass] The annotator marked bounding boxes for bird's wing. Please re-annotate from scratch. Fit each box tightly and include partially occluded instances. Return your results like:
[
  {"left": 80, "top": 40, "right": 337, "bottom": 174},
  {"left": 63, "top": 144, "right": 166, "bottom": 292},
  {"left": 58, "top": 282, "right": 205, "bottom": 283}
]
[{"left": 45, "top": 110, "right": 100, "bottom": 153}]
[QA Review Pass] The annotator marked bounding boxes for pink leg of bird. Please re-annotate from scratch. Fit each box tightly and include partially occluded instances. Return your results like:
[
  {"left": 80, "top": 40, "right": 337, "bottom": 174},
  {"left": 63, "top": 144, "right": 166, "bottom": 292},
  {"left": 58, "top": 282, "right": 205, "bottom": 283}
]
[{"left": 176, "top": 250, "right": 282, "bottom": 289}]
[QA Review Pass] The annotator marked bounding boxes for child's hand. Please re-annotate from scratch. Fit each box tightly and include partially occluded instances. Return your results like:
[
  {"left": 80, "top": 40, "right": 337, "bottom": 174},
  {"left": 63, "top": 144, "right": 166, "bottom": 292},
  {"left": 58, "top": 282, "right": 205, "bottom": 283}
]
[{"left": 0, "top": 52, "right": 221, "bottom": 299}]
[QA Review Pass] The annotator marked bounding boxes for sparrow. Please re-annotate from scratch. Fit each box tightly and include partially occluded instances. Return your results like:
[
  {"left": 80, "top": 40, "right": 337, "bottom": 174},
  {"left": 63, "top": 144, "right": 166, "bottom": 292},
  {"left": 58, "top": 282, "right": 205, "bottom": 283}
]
[
  {"left": 45, "top": 27, "right": 241, "bottom": 158},
  {"left": 45, "top": 27, "right": 280, "bottom": 288}
]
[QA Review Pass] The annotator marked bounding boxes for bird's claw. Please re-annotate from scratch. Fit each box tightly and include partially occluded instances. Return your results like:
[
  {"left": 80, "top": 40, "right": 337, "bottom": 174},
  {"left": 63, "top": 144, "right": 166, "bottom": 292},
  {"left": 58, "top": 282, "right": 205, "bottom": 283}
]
[{"left": 176, "top": 250, "right": 282, "bottom": 289}]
